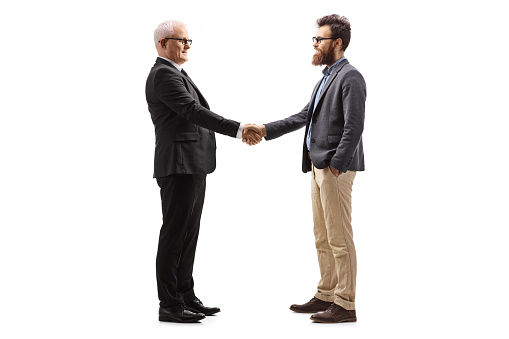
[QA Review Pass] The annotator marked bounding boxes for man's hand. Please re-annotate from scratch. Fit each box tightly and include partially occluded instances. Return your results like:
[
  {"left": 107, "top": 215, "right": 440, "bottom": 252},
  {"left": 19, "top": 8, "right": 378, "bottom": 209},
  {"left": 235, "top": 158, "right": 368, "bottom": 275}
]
[
  {"left": 329, "top": 166, "right": 341, "bottom": 177},
  {"left": 242, "top": 124, "right": 266, "bottom": 146}
]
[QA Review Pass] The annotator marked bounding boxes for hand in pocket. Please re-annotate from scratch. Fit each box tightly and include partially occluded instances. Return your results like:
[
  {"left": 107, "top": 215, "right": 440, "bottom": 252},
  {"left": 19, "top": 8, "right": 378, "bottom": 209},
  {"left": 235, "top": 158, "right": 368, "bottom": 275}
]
[{"left": 329, "top": 166, "right": 340, "bottom": 177}]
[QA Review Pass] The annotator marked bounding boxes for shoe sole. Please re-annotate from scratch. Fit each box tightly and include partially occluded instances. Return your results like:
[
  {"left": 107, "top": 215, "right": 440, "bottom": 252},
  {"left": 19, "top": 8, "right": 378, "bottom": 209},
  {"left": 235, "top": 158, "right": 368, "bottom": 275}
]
[
  {"left": 311, "top": 317, "right": 357, "bottom": 323},
  {"left": 159, "top": 315, "right": 205, "bottom": 323},
  {"left": 203, "top": 310, "right": 220, "bottom": 316},
  {"left": 290, "top": 306, "right": 330, "bottom": 313},
  {"left": 187, "top": 308, "right": 220, "bottom": 316}
]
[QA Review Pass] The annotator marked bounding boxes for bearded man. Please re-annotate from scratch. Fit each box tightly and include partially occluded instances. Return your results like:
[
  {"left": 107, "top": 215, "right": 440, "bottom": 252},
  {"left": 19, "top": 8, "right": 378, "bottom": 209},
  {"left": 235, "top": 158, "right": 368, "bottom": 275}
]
[{"left": 244, "top": 14, "right": 366, "bottom": 323}]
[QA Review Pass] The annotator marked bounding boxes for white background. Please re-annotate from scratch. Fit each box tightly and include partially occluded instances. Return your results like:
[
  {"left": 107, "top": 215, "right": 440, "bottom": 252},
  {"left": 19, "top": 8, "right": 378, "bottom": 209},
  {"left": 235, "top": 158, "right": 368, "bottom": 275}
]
[{"left": 1, "top": 0, "right": 508, "bottom": 338}]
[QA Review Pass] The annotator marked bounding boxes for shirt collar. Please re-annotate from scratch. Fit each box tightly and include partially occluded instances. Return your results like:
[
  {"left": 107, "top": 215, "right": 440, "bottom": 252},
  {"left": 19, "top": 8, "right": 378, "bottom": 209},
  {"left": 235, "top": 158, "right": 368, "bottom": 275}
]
[
  {"left": 158, "top": 56, "right": 182, "bottom": 71},
  {"left": 322, "top": 56, "right": 345, "bottom": 76}
]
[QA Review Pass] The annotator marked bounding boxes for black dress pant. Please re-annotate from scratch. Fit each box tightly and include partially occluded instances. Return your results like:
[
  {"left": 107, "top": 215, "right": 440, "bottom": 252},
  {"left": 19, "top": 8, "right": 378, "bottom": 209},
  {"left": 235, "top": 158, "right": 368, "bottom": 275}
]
[{"left": 156, "top": 173, "right": 206, "bottom": 307}]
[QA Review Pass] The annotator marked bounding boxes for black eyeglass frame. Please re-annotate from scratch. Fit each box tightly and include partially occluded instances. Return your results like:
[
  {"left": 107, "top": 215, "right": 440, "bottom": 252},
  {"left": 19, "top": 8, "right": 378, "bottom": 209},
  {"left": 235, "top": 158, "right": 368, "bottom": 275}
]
[
  {"left": 312, "top": 37, "right": 339, "bottom": 44},
  {"left": 159, "top": 37, "right": 193, "bottom": 46}
]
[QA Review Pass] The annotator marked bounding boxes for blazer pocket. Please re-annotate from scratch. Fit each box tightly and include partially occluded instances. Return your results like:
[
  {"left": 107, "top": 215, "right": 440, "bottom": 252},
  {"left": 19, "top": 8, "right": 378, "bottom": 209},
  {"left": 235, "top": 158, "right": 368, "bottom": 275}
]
[
  {"left": 328, "top": 135, "right": 341, "bottom": 144},
  {"left": 174, "top": 132, "right": 199, "bottom": 141}
]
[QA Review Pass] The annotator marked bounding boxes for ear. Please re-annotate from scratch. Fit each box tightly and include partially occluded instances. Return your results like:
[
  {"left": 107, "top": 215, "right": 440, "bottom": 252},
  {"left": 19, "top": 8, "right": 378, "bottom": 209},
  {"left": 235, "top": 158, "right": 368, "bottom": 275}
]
[
  {"left": 335, "top": 38, "right": 343, "bottom": 50},
  {"left": 159, "top": 39, "right": 167, "bottom": 49}
]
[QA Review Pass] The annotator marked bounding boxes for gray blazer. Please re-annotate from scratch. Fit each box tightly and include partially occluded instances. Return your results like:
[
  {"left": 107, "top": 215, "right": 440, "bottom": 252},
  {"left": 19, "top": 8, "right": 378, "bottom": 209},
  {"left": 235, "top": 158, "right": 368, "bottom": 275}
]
[
  {"left": 265, "top": 58, "right": 366, "bottom": 173},
  {"left": 145, "top": 58, "right": 240, "bottom": 177}
]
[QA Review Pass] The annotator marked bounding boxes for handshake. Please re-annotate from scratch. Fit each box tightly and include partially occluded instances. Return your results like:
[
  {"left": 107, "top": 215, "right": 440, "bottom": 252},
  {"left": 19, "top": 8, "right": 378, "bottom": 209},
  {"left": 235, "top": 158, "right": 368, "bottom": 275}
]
[{"left": 241, "top": 124, "right": 267, "bottom": 146}]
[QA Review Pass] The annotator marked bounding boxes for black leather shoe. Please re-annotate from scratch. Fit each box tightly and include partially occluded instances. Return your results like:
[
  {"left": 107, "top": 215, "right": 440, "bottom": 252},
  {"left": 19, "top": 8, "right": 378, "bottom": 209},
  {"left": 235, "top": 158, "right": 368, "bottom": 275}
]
[
  {"left": 159, "top": 303, "right": 205, "bottom": 323},
  {"left": 185, "top": 298, "right": 220, "bottom": 316}
]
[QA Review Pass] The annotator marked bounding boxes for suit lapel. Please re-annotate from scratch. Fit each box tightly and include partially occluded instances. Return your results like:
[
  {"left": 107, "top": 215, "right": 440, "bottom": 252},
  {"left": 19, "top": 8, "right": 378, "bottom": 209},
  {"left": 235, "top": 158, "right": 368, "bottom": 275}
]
[
  {"left": 314, "top": 59, "right": 349, "bottom": 110},
  {"left": 182, "top": 72, "right": 209, "bottom": 109},
  {"left": 181, "top": 69, "right": 198, "bottom": 91},
  {"left": 307, "top": 79, "right": 322, "bottom": 123}
]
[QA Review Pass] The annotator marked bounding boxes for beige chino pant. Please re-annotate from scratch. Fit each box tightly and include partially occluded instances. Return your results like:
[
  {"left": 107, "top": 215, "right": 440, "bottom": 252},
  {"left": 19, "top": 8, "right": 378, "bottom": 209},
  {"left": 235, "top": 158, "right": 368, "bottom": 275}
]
[{"left": 311, "top": 165, "right": 357, "bottom": 310}]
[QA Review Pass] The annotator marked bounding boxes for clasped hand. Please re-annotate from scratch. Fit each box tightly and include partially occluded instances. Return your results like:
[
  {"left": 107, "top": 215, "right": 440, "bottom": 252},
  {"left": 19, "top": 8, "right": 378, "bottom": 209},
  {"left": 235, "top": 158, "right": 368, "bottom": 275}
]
[{"left": 241, "top": 124, "right": 266, "bottom": 146}]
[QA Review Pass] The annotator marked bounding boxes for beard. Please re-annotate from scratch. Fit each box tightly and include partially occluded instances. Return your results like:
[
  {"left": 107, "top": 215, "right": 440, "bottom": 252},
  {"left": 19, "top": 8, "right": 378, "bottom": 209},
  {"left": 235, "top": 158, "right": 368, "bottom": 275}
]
[{"left": 312, "top": 46, "right": 336, "bottom": 66}]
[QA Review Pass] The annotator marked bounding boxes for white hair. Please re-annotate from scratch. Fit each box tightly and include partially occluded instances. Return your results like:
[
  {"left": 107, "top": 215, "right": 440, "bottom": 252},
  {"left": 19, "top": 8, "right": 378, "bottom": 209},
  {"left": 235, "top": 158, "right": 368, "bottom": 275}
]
[{"left": 154, "top": 20, "right": 186, "bottom": 45}]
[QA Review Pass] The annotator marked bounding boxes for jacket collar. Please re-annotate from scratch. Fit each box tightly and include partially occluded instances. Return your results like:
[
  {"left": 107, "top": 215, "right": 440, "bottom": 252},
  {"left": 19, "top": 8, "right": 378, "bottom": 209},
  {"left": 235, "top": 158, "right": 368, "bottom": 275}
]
[
  {"left": 328, "top": 57, "right": 348, "bottom": 76},
  {"left": 155, "top": 57, "right": 180, "bottom": 71}
]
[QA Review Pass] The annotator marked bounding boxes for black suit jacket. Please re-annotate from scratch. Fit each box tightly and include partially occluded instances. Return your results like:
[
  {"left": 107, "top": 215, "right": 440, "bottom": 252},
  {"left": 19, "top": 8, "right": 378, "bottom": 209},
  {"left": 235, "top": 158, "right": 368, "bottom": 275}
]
[
  {"left": 146, "top": 58, "right": 240, "bottom": 177},
  {"left": 265, "top": 58, "right": 366, "bottom": 173}
]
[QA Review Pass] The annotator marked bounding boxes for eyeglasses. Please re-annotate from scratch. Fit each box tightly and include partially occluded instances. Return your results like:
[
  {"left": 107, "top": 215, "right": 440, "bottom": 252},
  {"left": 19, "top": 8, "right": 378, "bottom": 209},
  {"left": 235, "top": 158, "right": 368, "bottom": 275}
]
[
  {"left": 312, "top": 37, "right": 338, "bottom": 44},
  {"left": 159, "top": 37, "right": 193, "bottom": 46}
]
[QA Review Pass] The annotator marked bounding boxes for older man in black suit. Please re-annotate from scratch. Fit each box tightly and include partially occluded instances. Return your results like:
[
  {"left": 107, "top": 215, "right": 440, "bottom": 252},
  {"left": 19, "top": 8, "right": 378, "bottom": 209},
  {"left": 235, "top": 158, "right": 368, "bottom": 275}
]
[
  {"left": 145, "top": 20, "right": 260, "bottom": 323},
  {"left": 245, "top": 14, "right": 366, "bottom": 323}
]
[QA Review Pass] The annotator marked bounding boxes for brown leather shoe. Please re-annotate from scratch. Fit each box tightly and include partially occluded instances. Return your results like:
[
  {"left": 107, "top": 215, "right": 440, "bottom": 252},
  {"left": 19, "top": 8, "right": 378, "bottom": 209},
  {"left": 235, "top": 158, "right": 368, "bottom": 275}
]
[
  {"left": 290, "top": 297, "right": 333, "bottom": 313},
  {"left": 310, "top": 303, "right": 357, "bottom": 323}
]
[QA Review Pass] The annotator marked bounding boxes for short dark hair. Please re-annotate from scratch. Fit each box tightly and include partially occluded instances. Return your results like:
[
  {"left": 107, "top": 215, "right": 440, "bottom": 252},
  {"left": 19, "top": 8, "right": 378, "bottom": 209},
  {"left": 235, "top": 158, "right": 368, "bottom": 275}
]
[{"left": 316, "top": 14, "right": 351, "bottom": 51}]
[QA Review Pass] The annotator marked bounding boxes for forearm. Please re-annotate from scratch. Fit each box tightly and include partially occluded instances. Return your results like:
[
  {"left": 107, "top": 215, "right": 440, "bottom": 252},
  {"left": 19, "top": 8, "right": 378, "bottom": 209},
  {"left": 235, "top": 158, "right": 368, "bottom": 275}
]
[
  {"left": 178, "top": 101, "right": 240, "bottom": 137},
  {"left": 264, "top": 104, "right": 309, "bottom": 140},
  {"left": 329, "top": 127, "right": 363, "bottom": 172}
]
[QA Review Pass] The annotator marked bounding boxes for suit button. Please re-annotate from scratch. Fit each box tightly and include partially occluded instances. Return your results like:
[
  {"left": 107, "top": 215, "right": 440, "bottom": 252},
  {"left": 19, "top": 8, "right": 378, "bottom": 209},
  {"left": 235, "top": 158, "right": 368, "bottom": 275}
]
[
  {"left": 311, "top": 138, "right": 315, "bottom": 143},
  {"left": 313, "top": 119, "right": 317, "bottom": 123}
]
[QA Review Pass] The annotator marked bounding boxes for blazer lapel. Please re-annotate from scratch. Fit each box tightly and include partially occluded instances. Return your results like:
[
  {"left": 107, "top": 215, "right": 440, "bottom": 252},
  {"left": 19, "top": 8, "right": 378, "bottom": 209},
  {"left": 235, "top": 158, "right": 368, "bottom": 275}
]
[
  {"left": 181, "top": 69, "right": 198, "bottom": 90},
  {"left": 310, "top": 78, "right": 322, "bottom": 106},
  {"left": 314, "top": 59, "right": 349, "bottom": 110},
  {"left": 307, "top": 79, "right": 323, "bottom": 123},
  {"left": 181, "top": 72, "right": 209, "bottom": 109}
]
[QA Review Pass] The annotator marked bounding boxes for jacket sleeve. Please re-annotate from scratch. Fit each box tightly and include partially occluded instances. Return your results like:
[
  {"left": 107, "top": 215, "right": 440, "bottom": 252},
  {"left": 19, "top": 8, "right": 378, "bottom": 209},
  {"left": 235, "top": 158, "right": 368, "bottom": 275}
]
[
  {"left": 329, "top": 70, "right": 366, "bottom": 172},
  {"left": 154, "top": 69, "right": 240, "bottom": 137},
  {"left": 264, "top": 102, "right": 309, "bottom": 140}
]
